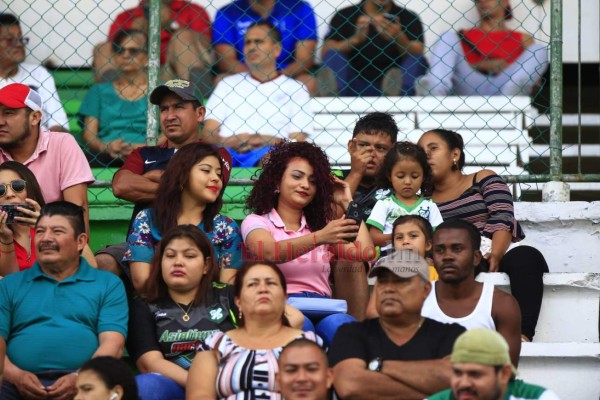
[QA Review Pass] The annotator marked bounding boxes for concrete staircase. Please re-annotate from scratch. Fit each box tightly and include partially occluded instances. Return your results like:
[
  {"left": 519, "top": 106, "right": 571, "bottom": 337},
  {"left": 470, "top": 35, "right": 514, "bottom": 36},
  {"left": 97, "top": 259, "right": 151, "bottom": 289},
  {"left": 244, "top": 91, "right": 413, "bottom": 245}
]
[{"left": 477, "top": 202, "right": 600, "bottom": 399}]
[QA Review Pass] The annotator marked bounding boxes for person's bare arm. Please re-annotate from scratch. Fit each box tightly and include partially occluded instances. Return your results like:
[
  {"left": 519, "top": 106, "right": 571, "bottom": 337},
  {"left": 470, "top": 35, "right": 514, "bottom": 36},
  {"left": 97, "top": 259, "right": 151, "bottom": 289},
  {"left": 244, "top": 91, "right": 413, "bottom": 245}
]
[
  {"left": 82, "top": 116, "right": 105, "bottom": 154},
  {"left": 112, "top": 169, "right": 161, "bottom": 203},
  {"left": 333, "top": 358, "right": 427, "bottom": 399},
  {"left": 63, "top": 183, "right": 90, "bottom": 234},
  {"left": 93, "top": 331, "right": 125, "bottom": 358},
  {"left": 186, "top": 350, "right": 219, "bottom": 400},
  {"left": 245, "top": 219, "right": 360, "bottom": 263},
  {"left": 381, "top": 358, "right": 453, "bottom": 396},
  {"left": 369, "top": 226, "right": 391, "bottom": 248},
  {"left": 492, "top": 289, "right": 522, "bottom": 366},
  {"left": 130, "top": 261, "right": 151, "bottom": 294},
  {"left": 281, "top": 40, "right": 317, "bottom": 78},
  {"left": 215, "top": 44, "right": 248, "bottom": 75},
  {"left": 137, "top": 351, "right": 188, "bottom": 386},
  {"left": 338, "top": 221, "right": 377, "bottom": 262},
  {"left": 344, "top": 139, "right": 373, "bottom": 197}
]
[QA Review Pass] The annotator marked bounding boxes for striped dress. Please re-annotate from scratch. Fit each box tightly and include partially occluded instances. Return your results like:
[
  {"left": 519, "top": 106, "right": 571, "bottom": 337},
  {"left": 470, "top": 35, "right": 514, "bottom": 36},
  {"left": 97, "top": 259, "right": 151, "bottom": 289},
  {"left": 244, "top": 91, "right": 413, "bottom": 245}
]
[
  {"left": 435, "top": 173, "right": 525, "bottom": 242},
  {"left": 203, "top": 330, "right": 323, "bottom": 399}
]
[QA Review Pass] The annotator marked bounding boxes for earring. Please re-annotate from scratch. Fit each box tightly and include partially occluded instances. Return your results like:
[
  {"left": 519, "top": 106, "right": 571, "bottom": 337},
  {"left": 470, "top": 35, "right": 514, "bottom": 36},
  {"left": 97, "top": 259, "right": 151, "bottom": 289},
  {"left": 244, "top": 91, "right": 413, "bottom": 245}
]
[
  {"left": 239, "top": 310, "right": 243, "bottom": 319},
  {"left": 274, "top": 187, "right": 280, "bottom": 194},
  {"left": 452, "top": 159, "right": 459, "bottom": 171}
]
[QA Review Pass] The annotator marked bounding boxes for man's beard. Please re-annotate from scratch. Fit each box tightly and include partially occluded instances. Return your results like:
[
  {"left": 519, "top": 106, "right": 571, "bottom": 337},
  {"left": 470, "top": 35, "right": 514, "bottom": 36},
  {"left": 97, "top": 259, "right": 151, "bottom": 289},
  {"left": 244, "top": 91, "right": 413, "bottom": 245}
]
[{"left": 1, "top": 120, "right": 32, "bottom": 149}]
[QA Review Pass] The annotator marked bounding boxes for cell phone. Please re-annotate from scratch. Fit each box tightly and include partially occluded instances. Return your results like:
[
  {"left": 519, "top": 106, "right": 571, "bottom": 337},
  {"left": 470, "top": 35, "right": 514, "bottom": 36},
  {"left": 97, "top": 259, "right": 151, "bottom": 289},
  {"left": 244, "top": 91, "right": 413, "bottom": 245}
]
[
  {"left": 0, "top": 204, "right": 34, "bottom": 225},
  {"left": 382, "top": 13, "right": 398, "bottom": 22},
  {"left": 344, "top": 201, "right": 363, "bottom": 242}
]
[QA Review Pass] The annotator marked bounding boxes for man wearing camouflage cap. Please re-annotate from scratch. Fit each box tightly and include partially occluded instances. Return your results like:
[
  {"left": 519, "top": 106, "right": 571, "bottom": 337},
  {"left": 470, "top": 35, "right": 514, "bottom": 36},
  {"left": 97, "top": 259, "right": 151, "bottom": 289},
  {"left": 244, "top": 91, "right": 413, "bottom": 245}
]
[{"left": 328, "top": 249, "right": 465, "bottom": 399}]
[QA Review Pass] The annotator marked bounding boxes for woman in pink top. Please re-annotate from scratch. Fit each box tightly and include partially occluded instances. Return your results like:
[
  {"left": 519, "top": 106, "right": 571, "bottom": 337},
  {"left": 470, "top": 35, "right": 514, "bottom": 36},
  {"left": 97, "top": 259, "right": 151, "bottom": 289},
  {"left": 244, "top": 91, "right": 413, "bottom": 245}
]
[
  {"left": 241, "top": 141, "right": 376, "bottom": 344},
  {"left": 0, "top": 161, "right": 44, "bottom": 275}
]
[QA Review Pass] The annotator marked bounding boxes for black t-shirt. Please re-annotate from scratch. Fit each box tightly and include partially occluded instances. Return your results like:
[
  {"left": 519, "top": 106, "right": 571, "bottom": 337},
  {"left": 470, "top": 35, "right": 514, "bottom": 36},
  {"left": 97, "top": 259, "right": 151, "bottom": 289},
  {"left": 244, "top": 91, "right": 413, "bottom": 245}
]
[
  {"left": 325, "top": 1, "right": 424, "bottom": 81},
  {"left": 341, "top": 169, "right": 392, "bottom": 222},
  {"left": 328, "top": 318, "right": 465, "bottom": 367},
  {"left": 127, "top": 283, "right": 237, "bottom": 369}
]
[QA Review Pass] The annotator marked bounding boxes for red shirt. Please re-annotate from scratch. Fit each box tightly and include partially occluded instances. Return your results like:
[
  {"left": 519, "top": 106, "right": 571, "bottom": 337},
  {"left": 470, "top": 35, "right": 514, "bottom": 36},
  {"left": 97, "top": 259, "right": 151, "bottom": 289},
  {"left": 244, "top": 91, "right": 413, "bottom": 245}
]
[
  {"left": 460, "top": 28, "right": 525, "bottom": 66},
  {"left": 108, "top": 0, "right": 211, "bottom": 64}
]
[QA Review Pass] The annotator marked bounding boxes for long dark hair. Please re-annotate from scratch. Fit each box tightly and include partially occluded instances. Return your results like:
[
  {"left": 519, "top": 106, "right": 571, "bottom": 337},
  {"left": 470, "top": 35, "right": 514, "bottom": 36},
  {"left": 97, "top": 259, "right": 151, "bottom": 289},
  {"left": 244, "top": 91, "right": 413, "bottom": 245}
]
[
  {"left": 233, "top": 261, "right": 290, "bottom": 327},
  {"left": 153, "top": 142, "right": 226, "bottom": 234},
  {"left": 0, "top": 161, "right": 45, "bottom": 206},
  {"left": 145, "top": 225, "right": 219, "bottom": 306},
  {"left": 245, "top": 141, "right": 335, "bottom": 231}
]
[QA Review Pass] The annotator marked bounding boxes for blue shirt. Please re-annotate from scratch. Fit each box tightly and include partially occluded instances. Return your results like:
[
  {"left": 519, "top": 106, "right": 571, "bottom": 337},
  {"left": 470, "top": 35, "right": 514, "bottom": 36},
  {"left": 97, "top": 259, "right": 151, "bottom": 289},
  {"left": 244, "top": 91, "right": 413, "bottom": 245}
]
[
  {"left": 124, "top": 208, "right": 243, "bottom": 270},
  {"left": 0, "top": 259, "right": 128, "bottom": 372},
  {"left": 212, "top": 0, "right": 317, "bottom": 69}
]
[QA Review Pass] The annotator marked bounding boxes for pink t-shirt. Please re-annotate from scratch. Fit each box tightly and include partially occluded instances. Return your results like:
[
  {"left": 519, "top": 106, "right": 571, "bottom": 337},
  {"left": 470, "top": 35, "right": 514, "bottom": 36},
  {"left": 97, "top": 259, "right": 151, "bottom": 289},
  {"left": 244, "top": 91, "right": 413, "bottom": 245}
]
[
  {"left": 0, "top": 130, "right": 94, "bottom": 202},
  {"left": 241, "top": 209, "right": 333, "bottom": 297}
]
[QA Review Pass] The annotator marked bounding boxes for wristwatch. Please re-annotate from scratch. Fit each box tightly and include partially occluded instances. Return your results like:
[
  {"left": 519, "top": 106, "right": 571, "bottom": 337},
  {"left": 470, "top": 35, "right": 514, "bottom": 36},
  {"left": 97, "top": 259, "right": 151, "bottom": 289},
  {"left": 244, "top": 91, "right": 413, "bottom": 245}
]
[{"left": 368, "top": 357, "right": 383, "bottom": 372}]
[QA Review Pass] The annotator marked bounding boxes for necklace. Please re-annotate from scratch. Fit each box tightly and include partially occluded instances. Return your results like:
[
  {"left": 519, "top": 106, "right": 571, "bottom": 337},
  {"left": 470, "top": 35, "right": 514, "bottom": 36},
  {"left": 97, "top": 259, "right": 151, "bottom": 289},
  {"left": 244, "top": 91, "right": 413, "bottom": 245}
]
[{"left": 175, "top": 301, "right": 194, "bottom": 322}]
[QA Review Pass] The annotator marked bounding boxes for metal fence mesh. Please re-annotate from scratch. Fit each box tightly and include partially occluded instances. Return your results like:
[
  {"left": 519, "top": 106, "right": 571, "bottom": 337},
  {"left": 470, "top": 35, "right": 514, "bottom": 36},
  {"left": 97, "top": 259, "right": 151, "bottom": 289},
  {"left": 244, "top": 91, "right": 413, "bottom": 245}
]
[{"left": 0, "top": 0, "right": 586, "bottom": 207}]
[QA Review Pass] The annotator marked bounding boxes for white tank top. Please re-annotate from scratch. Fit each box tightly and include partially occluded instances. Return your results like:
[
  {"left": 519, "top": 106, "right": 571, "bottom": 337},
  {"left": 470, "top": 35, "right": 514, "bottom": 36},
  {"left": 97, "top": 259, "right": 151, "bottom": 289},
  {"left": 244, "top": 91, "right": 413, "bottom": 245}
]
[{"left": 421, "top": 281, "right": 496, "bottom": 330}]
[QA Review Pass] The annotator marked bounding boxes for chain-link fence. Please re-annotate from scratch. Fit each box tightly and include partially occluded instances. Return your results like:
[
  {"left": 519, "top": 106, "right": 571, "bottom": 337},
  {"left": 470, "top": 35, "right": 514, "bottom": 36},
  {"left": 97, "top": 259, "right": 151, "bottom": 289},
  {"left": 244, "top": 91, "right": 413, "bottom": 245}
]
[{"left": 1, "top": 0, "right": 598, "bottom": 212}]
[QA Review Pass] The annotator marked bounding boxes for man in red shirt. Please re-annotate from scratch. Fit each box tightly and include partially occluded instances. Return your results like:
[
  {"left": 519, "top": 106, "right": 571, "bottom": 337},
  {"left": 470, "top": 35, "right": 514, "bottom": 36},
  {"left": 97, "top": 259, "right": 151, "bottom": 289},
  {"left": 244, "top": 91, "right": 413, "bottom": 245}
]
[{"left": 92, "top": 0, "right": 213, "bottom": 95}]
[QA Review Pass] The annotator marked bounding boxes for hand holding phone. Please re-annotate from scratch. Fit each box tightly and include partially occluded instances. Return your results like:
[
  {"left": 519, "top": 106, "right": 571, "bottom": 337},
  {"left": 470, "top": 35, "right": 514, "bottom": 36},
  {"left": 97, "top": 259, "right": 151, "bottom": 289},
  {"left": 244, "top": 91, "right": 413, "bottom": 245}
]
[
  {"left": 344, "top": 201, "right": 363, "bottom": 242},
  {"left": 0, "top": 204, "right": 35, "bottom": 225}
]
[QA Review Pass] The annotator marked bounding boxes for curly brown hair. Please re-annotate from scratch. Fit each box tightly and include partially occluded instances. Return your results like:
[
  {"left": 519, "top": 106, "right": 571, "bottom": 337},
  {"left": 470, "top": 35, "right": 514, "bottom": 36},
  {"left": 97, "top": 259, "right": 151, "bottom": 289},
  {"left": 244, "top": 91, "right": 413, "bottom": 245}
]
[{"left": 245, "top": 141, "right": 335, "bottom": 232}]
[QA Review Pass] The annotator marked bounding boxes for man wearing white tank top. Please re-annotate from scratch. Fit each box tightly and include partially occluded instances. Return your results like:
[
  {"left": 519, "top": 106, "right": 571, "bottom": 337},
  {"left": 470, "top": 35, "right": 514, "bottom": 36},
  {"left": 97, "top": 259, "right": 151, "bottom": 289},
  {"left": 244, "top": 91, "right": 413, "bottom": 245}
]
[{"left": 421, "top": 220, "right": 522, "bottom": 367}]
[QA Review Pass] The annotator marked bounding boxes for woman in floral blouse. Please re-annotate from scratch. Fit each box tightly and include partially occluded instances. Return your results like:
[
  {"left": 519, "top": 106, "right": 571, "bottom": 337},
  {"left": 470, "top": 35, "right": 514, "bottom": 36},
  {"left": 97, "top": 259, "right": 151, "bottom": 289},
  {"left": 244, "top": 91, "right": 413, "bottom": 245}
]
[{"left": 124, "top": 142, "right": 242, "bottom": 293}]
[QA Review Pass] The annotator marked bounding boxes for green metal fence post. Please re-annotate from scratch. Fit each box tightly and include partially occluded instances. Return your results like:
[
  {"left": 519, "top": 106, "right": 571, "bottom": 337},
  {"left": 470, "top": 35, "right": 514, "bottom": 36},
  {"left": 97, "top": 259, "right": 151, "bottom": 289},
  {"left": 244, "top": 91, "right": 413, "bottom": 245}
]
[
  {"left": 549, "top": 0, "right": 563, "bottom": 181},
  {"left": 145, "top": 0, "right": 161, "bottom": 146}
]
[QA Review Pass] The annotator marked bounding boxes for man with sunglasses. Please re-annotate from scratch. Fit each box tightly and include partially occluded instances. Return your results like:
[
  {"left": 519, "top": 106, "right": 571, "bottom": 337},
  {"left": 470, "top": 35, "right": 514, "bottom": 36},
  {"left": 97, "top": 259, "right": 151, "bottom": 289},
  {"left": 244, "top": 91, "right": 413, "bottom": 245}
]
[
  {"left": 0, "top": 83, "right": 94, "bottom": 234},
  {"left": 0, "top": 13, "right": 68, "bottom": 132}
]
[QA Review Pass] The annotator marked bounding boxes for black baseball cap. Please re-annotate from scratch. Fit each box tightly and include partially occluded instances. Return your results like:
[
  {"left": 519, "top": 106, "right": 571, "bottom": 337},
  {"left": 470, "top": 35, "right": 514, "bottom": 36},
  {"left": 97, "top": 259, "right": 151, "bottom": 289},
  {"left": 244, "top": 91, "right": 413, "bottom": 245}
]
[{"left": 149, "top": 79, "right": 203, "bottom": 105}]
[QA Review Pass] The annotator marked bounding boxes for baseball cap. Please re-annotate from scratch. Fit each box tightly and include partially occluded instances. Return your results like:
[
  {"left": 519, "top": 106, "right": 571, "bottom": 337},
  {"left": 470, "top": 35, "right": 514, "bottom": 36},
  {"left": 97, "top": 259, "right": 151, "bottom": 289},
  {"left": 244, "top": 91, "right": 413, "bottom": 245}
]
[
  {"left": 215, "top": 146, "right": 232, "bottom": 187},
  {"left": 368, "top": 249, "right": 429, "bottom": 281},
  {"left": 451, "top": 329, "right": 518, "bottom": 374},
  {"left": 0, "top": 83, "right": 43, "bottom": 112},
  {"left": 150, "top": 79, "right": 202, "bottom": 105}
]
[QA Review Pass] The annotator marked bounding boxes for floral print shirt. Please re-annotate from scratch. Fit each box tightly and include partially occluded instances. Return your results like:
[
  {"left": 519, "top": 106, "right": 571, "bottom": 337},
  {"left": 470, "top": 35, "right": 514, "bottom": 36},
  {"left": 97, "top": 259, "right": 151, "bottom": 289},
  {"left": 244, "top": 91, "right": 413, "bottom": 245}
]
[{"left": 124, "top": 209, "right": 243, "bottom": 270}]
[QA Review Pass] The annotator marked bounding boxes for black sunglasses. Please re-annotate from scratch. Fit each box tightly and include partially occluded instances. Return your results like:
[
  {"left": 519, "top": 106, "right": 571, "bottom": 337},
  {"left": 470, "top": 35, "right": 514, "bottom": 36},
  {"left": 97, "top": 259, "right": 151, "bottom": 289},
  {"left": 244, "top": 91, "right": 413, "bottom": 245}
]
[{"left": 0, "top": 179, "right": 26, "bottom": 197}]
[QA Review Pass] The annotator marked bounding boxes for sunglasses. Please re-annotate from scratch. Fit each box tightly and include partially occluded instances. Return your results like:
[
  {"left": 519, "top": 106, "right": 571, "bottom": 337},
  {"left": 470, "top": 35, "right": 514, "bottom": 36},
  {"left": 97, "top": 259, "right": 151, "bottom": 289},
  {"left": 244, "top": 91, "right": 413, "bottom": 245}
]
[
  {"left": 115, "top": 47, "right": 146, "bottom": 56},
  {"left": 0, "top": 179, "right": 26, "bottom": 197}
]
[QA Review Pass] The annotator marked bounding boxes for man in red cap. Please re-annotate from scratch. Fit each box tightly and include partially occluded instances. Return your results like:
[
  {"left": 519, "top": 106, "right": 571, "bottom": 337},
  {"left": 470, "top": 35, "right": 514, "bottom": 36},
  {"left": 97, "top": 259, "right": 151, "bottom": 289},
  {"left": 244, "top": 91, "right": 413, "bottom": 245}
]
[
  {"left": 0, "top": 83, "right": 94, "bottom": 228},
  {"left": 96, "top": 79, "right": 233, "bottom": 284}
]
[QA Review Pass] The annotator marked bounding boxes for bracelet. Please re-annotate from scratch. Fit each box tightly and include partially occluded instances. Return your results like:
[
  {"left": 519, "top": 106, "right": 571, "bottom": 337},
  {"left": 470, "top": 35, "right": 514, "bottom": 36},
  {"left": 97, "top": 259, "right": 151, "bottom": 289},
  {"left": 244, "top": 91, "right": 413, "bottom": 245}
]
[
  {"left": 0, "top": 240, "right": 14, "bottom": 246},
  {"left": 0, "top": 248, "right": 15, "bottom": 254}
]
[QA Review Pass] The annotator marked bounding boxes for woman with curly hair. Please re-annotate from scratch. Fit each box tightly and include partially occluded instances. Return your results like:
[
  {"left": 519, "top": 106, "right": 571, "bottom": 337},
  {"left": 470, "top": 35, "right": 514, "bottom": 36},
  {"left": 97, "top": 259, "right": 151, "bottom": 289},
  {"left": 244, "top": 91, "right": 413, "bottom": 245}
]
[
  {"left": 124, "top": 142, "right": 243, "bottom": 293},
  {"left": 241, "top": 141, "right": 376, "bottom": 345}
]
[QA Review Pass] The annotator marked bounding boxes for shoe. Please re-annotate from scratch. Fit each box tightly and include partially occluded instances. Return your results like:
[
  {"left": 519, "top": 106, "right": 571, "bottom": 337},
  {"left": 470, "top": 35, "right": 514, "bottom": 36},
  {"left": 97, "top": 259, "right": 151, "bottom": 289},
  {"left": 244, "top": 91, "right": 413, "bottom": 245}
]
[{"left": 382, "top": 67, "right": 402, "bottom": 96}]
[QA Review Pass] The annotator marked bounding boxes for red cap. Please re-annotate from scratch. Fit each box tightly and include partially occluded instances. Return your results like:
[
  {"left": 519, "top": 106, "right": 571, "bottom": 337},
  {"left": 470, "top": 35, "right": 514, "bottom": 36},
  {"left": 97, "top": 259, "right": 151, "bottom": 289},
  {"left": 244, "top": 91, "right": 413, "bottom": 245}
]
[
  {"left": 0, "top": 83, "right": 43, "bottom": 111},
  {"left": 215, "top": 147, "right": 232, "bottom": 186}
]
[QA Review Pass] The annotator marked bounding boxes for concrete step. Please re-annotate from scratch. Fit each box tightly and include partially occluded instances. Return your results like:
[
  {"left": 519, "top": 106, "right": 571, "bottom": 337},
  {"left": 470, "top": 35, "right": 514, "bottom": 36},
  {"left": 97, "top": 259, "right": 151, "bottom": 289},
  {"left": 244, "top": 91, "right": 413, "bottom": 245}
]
[
  {"left": 518, "top": 343, "right": 600, "bottom": 400},
  {"left": 514, "top": 202, "right": 600, "bottom": 273},
  {"left": 477, "top": 272, "right": 600, "bottom": 343}
]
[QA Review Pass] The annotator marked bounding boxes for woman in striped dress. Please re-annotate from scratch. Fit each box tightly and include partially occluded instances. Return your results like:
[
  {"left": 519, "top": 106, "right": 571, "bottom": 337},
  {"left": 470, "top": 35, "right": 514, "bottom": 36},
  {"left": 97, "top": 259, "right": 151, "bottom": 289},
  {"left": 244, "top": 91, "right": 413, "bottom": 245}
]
[
  {"left": 186, "top": 261, "right": 322, "bottom": 399},
  {"left": 418, "top": 129, "right": 549, "bottom": 342}
]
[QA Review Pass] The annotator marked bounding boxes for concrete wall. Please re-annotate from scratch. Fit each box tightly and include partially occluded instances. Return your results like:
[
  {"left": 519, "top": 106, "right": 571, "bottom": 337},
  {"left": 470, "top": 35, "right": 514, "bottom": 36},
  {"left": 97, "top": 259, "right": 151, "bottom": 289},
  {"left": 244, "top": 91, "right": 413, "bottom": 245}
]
[
  {"left": 7, "top": 0, "right": 597, "bottom": 67},
  {"left": 515, "top": 201, "right": 600, "bottom": 273}
]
